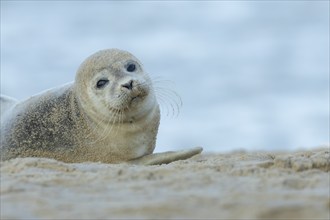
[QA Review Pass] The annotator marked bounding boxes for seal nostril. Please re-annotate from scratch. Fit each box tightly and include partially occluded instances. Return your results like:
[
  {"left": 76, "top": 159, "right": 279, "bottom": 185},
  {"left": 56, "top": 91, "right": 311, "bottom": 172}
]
[{"left": 122, "top": 80, "right": 134, "bottom": 90}]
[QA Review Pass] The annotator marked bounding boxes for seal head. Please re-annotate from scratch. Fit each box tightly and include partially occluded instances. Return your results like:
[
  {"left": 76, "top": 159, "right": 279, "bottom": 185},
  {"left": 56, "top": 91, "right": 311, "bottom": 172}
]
[{"left": 75, "top": 49, "right": 157, "bottom": 123}]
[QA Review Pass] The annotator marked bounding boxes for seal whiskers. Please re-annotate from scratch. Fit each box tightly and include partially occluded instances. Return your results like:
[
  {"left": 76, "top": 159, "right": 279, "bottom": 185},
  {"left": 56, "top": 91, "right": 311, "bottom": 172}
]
[{"left": 153, "top": 85, "right": 182, "bottom": 117}]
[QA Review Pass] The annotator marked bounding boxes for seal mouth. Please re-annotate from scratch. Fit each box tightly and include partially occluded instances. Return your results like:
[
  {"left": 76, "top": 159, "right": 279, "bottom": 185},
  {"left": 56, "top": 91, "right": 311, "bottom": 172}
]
[
  {"left": 131, "top": 95, "right": 139, "bottom": 102},
  {"left": 107, "top": 93, "right": 146, "bottom": 112},
  {"left": 129, "top": 94, "right": 146, "bottom": 106}
]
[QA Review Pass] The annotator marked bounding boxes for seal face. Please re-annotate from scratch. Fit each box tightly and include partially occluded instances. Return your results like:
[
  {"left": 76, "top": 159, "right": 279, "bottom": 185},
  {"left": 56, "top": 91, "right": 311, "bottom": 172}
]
[{"left": 0, "top": 49, "right": 160, "bottom": 163}]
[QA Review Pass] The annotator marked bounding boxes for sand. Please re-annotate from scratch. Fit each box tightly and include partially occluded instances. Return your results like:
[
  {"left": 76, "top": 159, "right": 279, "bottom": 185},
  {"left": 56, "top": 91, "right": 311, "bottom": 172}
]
[{"left": 1, "top": 147, "right": 329, "bottom": 219}]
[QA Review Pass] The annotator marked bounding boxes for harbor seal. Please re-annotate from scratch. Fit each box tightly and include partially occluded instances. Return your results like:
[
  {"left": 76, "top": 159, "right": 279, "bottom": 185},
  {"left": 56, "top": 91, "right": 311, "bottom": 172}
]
[{"left": 0, "top": 49, "right": 202, "bottom": 165}]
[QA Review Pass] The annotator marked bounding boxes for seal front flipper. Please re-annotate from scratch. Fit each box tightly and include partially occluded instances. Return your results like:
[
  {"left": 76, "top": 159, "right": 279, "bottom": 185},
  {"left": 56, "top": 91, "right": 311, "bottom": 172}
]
[{"left": 127, "top": 146, "right": 203, "bottom": 165}]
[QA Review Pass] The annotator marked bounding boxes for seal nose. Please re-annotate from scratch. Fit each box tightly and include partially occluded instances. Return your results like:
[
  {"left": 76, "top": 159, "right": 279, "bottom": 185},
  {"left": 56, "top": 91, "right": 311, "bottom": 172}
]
[{"left": 121, "top": 80, "right": 134, "bottom": 90}]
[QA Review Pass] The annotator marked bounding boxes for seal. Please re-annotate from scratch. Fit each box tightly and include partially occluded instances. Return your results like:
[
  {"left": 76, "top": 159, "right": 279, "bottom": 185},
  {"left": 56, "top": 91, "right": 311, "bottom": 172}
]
[{"left": 0, "top": 49, "right": 202, "bottom": 164}]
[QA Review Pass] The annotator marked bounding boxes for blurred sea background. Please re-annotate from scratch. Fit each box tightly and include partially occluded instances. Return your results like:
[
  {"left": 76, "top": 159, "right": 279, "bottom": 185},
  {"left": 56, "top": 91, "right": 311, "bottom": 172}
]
[{"left": 1, "top": 1, "right": 329, "bottom": 152}]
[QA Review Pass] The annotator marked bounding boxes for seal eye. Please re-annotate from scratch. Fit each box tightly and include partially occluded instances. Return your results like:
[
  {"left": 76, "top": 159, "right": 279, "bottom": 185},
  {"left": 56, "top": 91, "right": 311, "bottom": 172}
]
[
  {"left": 96, "top": 79, "right": 109, "bottom": 89},
  {"left": 126, "top": 63, "right": 136, "bottom": 72}
]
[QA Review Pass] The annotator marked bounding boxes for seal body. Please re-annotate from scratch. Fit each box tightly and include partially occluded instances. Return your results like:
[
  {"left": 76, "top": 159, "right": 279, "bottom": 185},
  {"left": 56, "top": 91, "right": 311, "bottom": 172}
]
[{"left": 1, "top": 49, "right": 160, "bottom": 163}]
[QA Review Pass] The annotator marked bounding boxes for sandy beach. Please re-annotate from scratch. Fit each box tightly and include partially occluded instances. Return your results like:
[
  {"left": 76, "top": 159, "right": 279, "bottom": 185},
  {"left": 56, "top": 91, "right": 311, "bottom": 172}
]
[{"left": 1, "top": 147, "right": 329, "bottom": 219}]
